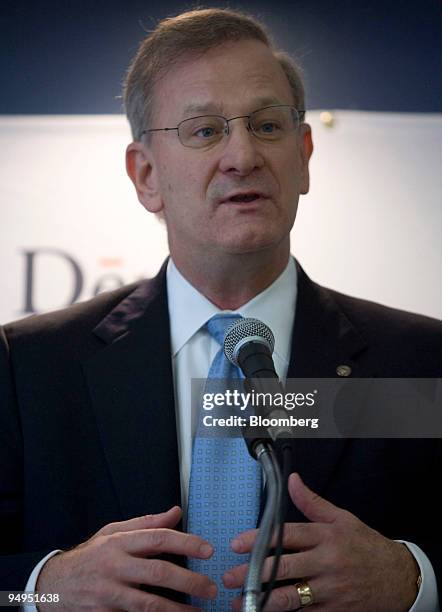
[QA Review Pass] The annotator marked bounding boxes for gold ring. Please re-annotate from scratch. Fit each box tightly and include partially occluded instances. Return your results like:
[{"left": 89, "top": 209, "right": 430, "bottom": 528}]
[{"left": 294, "top": 581, "right": 314, "bottom": 607}]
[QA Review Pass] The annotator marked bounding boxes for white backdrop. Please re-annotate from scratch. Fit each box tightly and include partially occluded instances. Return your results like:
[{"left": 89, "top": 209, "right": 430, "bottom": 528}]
[{"left": 0, "top": 112, "right": 441, "bottom": 324}]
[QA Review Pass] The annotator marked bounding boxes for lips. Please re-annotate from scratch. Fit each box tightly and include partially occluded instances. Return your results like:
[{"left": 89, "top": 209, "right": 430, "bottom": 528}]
[{"left": 220, "top": 191, "right": 267, "bottom": 204}]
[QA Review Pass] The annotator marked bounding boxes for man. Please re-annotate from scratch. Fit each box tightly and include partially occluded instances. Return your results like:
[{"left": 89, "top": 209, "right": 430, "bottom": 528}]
[{"left": 0, "top": 8, "right": 440, "bottom": 611}]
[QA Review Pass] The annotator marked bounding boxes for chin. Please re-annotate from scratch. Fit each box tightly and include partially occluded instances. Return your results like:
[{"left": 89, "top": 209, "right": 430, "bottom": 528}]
[{"left": 218, "top": 231, "right": 285, "bottom": 255}]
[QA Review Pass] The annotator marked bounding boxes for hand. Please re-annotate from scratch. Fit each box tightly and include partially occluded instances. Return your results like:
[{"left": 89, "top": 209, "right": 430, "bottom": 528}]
[
  {"left": 223, "top": 473, "right": 420, "bottom": 611},
  {"left": 36, "top": 505, "right": 217, "bottom": 611}
]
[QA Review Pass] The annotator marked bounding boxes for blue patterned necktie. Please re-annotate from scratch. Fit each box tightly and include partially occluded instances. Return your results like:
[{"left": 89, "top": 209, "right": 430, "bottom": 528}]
[{"left": 187, "top": 313, "right": 261, "bottom": 610}]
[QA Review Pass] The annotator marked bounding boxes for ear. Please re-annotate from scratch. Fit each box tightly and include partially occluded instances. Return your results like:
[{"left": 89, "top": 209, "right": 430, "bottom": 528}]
[
  {"left": 126, "top": 141, "right": 164, "bottom": 214},
  {"left": 298, "top": 123, "right": 314, "bottom": 195}
]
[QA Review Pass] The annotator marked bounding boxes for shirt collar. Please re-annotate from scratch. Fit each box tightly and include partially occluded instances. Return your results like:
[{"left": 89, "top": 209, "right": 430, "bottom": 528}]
[{"left": 167, "top": 257, "right": 297, "bottom": 365}]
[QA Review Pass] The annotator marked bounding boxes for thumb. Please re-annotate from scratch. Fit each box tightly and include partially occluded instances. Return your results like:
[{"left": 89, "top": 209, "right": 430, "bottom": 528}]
[
  {"left": 288, "top": 473, "right": 341, "bottom": 523},
  {"left": 98, "top": 505, "right": 182, "bottom": 536}
]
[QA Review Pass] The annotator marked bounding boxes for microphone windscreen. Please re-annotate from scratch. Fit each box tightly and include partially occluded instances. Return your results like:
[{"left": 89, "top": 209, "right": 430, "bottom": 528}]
[{"left": 224, "top": 317, "right": 274, "bottom": 366}]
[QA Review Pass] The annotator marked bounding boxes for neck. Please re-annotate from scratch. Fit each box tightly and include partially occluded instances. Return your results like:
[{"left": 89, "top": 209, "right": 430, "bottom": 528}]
[{"left": 170, "top": 244, "right": 290, "bottom": 310}]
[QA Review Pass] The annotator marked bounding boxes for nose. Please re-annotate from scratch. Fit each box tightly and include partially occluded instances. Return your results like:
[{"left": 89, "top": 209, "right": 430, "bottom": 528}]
[{"left": 218, "top": 118, "right": 264, "bottom": 176}]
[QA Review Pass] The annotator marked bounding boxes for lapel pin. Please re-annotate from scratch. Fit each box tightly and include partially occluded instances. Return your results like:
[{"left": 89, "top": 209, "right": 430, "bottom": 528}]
[{"left": 336, "top": 364, "right": 352, "bottom": 377}]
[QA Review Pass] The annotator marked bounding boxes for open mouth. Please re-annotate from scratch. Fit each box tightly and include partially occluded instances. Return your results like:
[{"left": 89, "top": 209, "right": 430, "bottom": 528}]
[{"left": 227, "top": 193, "right": 262, "bottom": 203}]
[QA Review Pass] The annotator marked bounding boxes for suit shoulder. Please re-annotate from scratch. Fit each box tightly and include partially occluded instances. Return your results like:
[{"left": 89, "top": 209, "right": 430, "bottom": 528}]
[
  {"left": 324, "top": 287, "right": 441, "bottom": 374},
  {"left": 2, "top": 280, "right": 143, "bottom": 345},
  {"left": 328, "top": 288, "right": 441, "bottom": 337}
]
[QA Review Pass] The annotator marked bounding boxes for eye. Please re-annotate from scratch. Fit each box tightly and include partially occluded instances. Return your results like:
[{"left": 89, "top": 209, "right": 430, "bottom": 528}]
[
  {"left": 179, "top": 116, "right": 225, "bottom": 147},
  {"left": 195, "top": 126, "right": 218, "bottom": 138},
  {"left": 256, "top": 121, "right": 281, "bottom": 134},
  {"left": 188, "top": 118, "right": 225, "bottom": 140}
]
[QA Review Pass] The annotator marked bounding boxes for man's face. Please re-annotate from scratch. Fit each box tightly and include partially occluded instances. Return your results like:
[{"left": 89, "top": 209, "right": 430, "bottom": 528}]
[{"left": 130, "top": 39, "right": 313, "bottom": 262}]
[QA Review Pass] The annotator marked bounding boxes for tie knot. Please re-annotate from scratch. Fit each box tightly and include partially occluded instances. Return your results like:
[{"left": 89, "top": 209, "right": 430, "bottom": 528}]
[{"left": 206, "top": 313, "right": 242, "bottom": 346}]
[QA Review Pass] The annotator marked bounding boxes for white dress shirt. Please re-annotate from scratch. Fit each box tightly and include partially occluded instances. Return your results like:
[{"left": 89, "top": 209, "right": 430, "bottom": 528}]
[
  {"left": 24, "top": 257, "right": 438, "bottom": 611},
  {"left": 167, "top": 256, "right": 297, "bottom": 514}
]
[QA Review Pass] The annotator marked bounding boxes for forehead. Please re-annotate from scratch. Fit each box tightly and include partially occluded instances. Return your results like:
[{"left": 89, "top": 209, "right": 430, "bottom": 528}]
[{"left": 153, "top": 39, "right": 294, "bottom": 121}]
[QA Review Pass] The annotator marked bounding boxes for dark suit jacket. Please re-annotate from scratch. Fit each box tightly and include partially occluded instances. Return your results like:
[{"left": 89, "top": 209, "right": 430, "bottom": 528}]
[{"left": 1, "top": 260, "right": 441, "bottom": 594}]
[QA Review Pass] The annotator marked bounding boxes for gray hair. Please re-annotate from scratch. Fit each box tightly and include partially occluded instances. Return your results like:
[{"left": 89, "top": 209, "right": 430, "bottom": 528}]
[{"left": 123, "top": 7, "right": 306, "bottom": 142}]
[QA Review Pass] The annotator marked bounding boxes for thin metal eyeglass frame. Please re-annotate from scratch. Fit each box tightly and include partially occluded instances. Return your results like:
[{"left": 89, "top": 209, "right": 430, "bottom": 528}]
[{"left": 140, "top": 105, "right": 306, "bottom": 147}]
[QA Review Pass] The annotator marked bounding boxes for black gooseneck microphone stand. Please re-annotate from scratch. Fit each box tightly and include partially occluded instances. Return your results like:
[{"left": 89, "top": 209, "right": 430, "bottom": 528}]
[{"left": 223, "top": 319, "right": 294, "bottom": 611}]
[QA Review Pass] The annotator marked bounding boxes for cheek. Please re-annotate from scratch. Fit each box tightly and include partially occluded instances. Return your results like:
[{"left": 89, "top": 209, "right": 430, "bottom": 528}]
[
  {"left": 278, "top": 160, "right": 301, "bottom": 198},
  {"left": 273, "top": 143, "right": 302, "bottom": 182},
  {"left": 162, "top": 160, "right": 204, "bottom": 199}
]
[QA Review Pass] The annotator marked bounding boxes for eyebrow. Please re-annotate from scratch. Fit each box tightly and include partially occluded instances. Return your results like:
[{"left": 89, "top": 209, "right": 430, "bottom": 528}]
[
  {"left": 181, "top": 96, "right": 287, "bottom": 118},
  {"left": 181, "top": 103, "right": 220, "bottom": 118}
]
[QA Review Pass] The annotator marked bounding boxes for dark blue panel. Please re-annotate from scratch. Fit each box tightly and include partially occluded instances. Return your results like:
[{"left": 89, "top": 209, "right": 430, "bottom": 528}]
[{"left": 1, "top": 0, "right": 440, "bottom": 113}]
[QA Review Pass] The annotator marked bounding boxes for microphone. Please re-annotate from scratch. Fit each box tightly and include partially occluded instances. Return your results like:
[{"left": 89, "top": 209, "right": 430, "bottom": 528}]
[
  {"left": 224, "top": 317, "right": 277, "bottom": 379},
  {"left": 223, "top": 317, "right": 292, "bottom": 445}
]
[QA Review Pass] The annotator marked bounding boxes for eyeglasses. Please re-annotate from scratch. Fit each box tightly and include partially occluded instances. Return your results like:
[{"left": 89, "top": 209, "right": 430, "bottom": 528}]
[{"left": 141, "top": 105, "right": 305, "bottom": 149}]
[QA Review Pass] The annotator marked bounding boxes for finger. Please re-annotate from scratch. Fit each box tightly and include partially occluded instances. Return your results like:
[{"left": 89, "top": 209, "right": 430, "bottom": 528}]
[
  {"left": 231, "top": 523, "right": 322, "bottom": 554},
  {"left": 120, "top": 556, "right": 217, "bottom": 599},
  {"left": 289, "top": 473, "right": 342, "bottom": 523},
  {"left": 119, "top": 528, "right": 214, "bottom": 559},
  {"left": 110, "top": 583, "right": 202, "bottom": 612},
  {"left": 232, "top": 578, "right": 321, "bottom": 612},
  {"left": 98, "top": 506, "right": 182, "bottom": 536},
  {"left": 223, "top": 551, "right": 316, "bottom": 589},
  {"left": 259, "top": 578, "right": 321, "bottom": 612}
]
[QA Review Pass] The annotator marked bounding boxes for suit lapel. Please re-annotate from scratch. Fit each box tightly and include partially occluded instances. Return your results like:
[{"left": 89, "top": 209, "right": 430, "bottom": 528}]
[
  {"left": 82, "top": 262, "right": 181, "bottom": 520},
  {"left": 281, "top": 262, "right": 371, "bottom": 517},
  {"left": 290, "top": 261, "right": 368, "bottom": 378}
]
